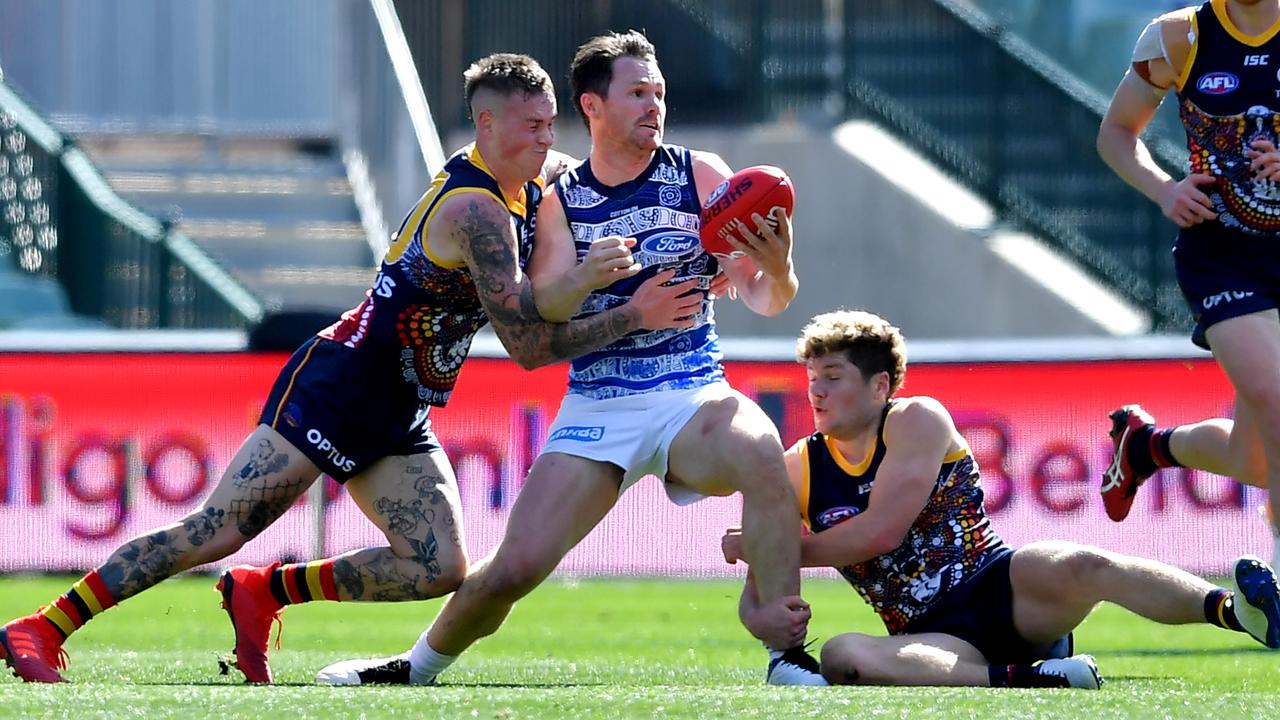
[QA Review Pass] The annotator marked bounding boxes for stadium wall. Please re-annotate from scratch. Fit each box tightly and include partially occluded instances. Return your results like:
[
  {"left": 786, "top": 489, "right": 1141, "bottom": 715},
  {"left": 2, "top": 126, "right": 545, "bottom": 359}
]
[{"left": 0, "top": 350, "right": 1266, "bottom": 576}]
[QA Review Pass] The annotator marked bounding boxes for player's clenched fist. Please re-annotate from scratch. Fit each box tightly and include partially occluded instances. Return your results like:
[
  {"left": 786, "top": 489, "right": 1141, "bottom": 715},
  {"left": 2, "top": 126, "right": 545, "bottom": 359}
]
[
  {"left": 628, "top": 268, "right": 701, "bottom": 331},
  {"left": 1158, "top": 174, "right": 1218, "bottom": 228}
]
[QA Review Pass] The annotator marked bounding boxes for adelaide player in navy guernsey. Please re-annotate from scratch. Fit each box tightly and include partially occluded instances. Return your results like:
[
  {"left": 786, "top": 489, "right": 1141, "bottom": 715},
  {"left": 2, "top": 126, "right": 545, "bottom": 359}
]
[
  {"left": 1097, "top": 0, "right": 1280, "bottom": 574},
  {"left": 723, "top": 310, "right": 1280, "bottom": 688},
  {"left": 315, "top": 30, "right": 824, "bottom": 688},
  {"left": 0, "top": 53, "right": 696, "bottom": 685}
]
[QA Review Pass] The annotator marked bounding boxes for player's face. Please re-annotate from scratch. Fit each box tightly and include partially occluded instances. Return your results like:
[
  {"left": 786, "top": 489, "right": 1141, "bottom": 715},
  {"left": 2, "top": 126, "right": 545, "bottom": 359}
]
[
  {"left": 601, "top": 56, "right": 666, "bottom": 151},
  {"left": 806, "top": 354, "right": 885, "bottom": 439},
  {"left": 492, "top": 90, "right": 556, "bottom": 182}
]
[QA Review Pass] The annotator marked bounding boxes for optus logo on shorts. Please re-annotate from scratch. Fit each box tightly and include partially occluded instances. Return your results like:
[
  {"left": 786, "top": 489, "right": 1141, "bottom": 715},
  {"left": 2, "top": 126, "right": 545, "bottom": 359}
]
[
  {"left": 306, "top": 428, "right": 356, "bottom": 473},
  {"left": 548, "top": 425, "right": 605, "bottom": 442},
  {"left": 1197, "top": 72, "right": 1239, "bottom": 95},
  {"left": 1202, "top": 290, "right": 1255, "bottom": 309}
]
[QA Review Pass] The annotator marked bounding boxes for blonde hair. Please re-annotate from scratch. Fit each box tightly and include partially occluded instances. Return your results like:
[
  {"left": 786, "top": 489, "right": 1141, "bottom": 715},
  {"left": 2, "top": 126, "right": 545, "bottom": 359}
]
[{"left": 796, "top": 310, "right": 907, "bottom": 395}]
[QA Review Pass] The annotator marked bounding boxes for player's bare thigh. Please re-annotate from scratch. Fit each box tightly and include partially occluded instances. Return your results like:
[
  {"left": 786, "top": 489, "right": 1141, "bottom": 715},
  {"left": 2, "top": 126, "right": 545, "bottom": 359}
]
[
  {"left": 345, "top": 449, "right": 468, "bottom": 570},
  {"left": 665, "top": 388, "right": 785, "bottom": 496},
  {"left": 198, "top": 424, "right": 323, "bottom": 544}
]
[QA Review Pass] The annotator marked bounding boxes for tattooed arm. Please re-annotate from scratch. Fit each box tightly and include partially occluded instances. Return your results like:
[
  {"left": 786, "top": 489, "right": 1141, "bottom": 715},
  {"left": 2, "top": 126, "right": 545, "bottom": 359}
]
[{"left": 435, "top": 194, "right": 700, "bottom": 369}]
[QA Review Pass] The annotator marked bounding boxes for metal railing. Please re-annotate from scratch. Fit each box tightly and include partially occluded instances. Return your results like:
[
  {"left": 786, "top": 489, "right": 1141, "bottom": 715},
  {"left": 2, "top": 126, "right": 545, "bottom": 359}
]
[
  {"left": 0, "top": 78, "right": 263, "bottom": 328},
  {"left": 336, "top": 0, "right": 445, "bottom": 258}
]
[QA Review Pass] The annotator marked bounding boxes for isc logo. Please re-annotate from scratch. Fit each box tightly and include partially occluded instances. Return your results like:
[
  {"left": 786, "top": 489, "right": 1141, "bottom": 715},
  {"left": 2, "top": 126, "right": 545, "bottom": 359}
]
[
  {"left": 1245, "top": 54, "right": 1270, "bottom": 66},
  {"left": 1198, "top": 72, "right": 1240, "bottom": 94}
]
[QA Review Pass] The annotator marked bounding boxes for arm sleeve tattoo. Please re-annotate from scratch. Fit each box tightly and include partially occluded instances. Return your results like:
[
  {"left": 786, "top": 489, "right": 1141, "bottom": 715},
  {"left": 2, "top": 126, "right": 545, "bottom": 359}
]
[{"left": 455, "top": 198, "right": 641, "bottom": 368}]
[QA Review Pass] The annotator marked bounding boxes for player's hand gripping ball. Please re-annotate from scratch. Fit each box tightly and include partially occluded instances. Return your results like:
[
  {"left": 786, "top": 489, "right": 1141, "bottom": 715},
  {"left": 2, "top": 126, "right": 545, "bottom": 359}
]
[{"left": 699, "top": 165, "right": 795, "bottom": 258}]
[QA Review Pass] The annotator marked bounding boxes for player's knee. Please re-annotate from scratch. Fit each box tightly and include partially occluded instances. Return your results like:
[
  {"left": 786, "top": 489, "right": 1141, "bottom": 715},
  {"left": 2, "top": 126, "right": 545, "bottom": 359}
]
[
  {"left": 1060, "top": 547, "right": 1115, "bottom": 591},
  {"left": 431, "top": 550, "right": 468, "bottom": 593},
  {"left": 477, "top": 554, "right": 549, "bottom": 603},
  {"left": 720, "top": 434, "right": 788, "bottom": 495},
  {"left": 819, "top": 634, "right": 875, "bottom": 686}
]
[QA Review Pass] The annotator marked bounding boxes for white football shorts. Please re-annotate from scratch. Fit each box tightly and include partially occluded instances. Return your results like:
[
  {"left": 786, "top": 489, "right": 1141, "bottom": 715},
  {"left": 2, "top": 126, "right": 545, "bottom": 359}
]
[{"left": 539, "top": 381, "right": 741, "bottom": 505}]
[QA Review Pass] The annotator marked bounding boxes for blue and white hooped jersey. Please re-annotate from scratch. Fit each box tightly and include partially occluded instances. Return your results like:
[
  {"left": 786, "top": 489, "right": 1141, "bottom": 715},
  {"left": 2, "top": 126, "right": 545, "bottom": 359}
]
[{"left": 556, "top": 145, "right": 724, "bottom": 399}]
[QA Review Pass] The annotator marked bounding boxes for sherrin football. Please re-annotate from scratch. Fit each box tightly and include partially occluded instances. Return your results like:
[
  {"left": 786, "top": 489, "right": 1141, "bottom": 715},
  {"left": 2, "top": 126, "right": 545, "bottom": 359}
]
[{"left": 699, "top": 165, "right": 794, "bottom": 258}]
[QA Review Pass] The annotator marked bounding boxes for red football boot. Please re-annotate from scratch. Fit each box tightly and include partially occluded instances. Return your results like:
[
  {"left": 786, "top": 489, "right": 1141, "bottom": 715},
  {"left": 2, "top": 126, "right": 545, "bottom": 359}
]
[
  {"left": 1101, "top": 405, "right": 1157, "bottom": 522},
  {"left": 0, "top": 613, "right": 68, "bottom": 683},
  {"left": 216, "top": 563, "right": 285, "bottom": 684}
]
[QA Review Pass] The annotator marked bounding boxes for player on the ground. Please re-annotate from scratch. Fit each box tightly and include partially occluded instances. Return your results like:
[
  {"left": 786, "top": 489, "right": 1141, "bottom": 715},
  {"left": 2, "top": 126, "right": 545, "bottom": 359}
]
[
  {"left": 1095, "top": 0, "right": 1280, "bottom": 556},
  {"left": 0, "top": 53, "right": 699, "bottom": 684},
  {"left": 722, "top": 309, "right": 1280, "bottom": 688},
  {"left": 315, "top": 30, "right": 824, "bottom": 687}
]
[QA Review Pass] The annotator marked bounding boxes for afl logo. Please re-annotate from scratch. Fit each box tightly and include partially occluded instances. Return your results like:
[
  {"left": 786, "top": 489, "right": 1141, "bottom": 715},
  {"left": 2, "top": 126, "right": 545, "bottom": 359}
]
[
  {"left": 1197, "top": 72, "right": 1239, "bottom": 94},
  {"left": 817, "top": 506, "right": 860, "bottom": 527},
  {"left": 640, "top": 231, "right": 698, "bottom": 258}
]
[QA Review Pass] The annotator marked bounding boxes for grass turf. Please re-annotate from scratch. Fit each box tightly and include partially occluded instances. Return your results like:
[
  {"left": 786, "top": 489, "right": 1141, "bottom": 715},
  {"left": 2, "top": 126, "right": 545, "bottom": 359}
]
[{"left": 0, "top": 575, "right": 1276, "bottom": 718}]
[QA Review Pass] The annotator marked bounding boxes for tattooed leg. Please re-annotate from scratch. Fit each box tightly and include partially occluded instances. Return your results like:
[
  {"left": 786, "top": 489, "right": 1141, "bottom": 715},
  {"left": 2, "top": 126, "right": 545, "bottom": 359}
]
[
  {"left": 91, "top": 425, "right": 320, "bottom": 603},
  {"left": 332, "top": 452, "right": 469, "bottom": 602}
]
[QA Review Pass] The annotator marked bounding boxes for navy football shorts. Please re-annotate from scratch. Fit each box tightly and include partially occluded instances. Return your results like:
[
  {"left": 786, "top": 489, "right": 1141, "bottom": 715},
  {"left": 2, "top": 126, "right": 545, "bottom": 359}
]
[
  {"left": 258, "top": 337, "right": 441, "bottom": 483},
  {"left": 899, "top": 547, "right": 1073, "bottom": 666},
  {"left": 1174, "top": 224, "right": 1280, "bottom": 350}
]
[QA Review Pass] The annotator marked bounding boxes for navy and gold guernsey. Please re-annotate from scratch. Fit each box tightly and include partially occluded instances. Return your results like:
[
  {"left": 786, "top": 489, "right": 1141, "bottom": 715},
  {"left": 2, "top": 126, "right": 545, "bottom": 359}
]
[
  {"left": 257, "top": 144, "right": 540, "bottom": 481},
  {"left": 1177, "top": 0, "right": 1280, "bottom": 236},
  {"left": 799, "top": 402, "right": 1006, "bottom": 634}
]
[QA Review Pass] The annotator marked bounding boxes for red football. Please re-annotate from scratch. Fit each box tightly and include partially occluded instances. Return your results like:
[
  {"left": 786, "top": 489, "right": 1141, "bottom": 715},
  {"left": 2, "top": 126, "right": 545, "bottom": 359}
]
[{"left": 699, "top": 165, "right": 795, "bottom": 258}]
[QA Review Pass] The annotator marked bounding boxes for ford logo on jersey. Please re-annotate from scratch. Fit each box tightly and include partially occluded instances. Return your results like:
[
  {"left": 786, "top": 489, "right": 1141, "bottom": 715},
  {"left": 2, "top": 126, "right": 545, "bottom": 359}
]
[
  {"left": 640, "top": 232, "right": 699, "bottom": 258},
  {"left": 1197, "top": 72, "right": 1239, "bottom": 95},
  {"left": 816, "top": 506, "right": 860, "bottom": 528}
]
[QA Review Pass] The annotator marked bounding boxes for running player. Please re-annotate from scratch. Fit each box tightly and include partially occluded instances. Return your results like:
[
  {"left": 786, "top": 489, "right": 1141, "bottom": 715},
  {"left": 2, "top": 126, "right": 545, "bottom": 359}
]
[
  {"left": 315, "top": 30, "right": 823, "bottom": 687},
  {"left": 0, "top": 53, "right": 699, "bottom": 684},
  {"left": 1095, "top": 0, "right": 1280, "bottom": 559},
  {"left": 723, "top": 309, "right": 1280, "bottom": 688}
]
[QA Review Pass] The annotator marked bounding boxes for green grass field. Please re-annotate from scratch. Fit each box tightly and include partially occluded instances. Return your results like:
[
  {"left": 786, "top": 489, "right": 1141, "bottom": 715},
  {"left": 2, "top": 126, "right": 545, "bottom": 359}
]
[{"left": 0, "top": 575, "right": 1276, "bottom": 719}]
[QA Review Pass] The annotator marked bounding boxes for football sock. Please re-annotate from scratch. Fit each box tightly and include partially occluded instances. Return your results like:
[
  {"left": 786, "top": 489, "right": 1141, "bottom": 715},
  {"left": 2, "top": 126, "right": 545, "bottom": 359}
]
[
  {"left": 39, "top": 569, "right": 119, "bottom": 640},
  {"left": 1205, "top": 588, "right": 1246, "bottom": 632},
  {"left": 1124, "top": 424, "right": 1158, "bottom": 477},
  {"left": 409, "top": 632, "right": 458, "bottom": 684},
  {"left": 988, "top": 663, "right": 1069, "bottom": 688},
  {"left": 1148, "top": 428, "right": 1182, "bottom": 469},
  {"left": 268, "top": 560, "right": 341, "bottom": 605}
]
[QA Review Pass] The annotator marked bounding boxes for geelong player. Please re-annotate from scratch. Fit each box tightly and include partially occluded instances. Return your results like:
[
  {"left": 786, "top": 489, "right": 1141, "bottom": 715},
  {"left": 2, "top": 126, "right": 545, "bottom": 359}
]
[
  {"left": 317, "top": 30, "right": 824, "bottom": 686},
  {"left": 1095, "top": 0, "right": 1280, "bottom": 561},
  {"left": 0, "top": 53, "right": 699, "bottom": 684},
  {"left": 724, "top": 310, "right": 1280, "bottom": 688}
]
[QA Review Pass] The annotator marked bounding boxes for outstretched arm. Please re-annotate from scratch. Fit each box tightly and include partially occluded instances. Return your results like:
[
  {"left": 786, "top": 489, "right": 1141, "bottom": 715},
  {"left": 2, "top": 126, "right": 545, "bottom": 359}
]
[{"left": 440, "top": 194, "right": 699, "bottom": 369}]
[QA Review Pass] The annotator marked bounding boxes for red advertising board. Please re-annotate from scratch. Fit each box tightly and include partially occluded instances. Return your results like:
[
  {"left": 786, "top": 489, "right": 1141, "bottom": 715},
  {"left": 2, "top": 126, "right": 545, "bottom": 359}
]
[{"left": 0, "top": 353, "right": 1267, "bottom": 574}]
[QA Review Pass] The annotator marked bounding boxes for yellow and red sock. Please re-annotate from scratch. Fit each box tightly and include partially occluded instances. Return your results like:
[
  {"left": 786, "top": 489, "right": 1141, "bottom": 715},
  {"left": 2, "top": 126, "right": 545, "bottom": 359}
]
[
  {"left": 39, "top": 570, "right": 119, "bottom": 640},
  {"left": 268, "top": 560, "right": 340, "bottom": 605}
]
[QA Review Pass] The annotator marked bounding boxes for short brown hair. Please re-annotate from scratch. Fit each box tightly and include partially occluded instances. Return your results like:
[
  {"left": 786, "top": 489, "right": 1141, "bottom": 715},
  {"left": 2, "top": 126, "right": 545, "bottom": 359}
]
[
  {"left": 796, "top": 310, "right": 908, "bottom": 395},
  {"left": 569, "top": 30, "right": 656, "bottom": 126},
  {"left": 463, "top": 53, "right": 554, "bottom": 120}
]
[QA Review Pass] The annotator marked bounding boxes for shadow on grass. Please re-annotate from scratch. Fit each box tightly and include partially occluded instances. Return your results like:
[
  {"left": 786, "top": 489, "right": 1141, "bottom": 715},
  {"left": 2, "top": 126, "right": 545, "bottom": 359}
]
[{"left": 1095, "top": 646, "right": 1273, "bottom": 658}]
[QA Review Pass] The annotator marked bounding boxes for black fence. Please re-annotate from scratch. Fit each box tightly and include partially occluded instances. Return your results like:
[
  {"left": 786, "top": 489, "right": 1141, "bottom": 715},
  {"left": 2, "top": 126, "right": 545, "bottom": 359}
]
[{"left": 396, "top": 0, "right": 1189, "bottom": 331}]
